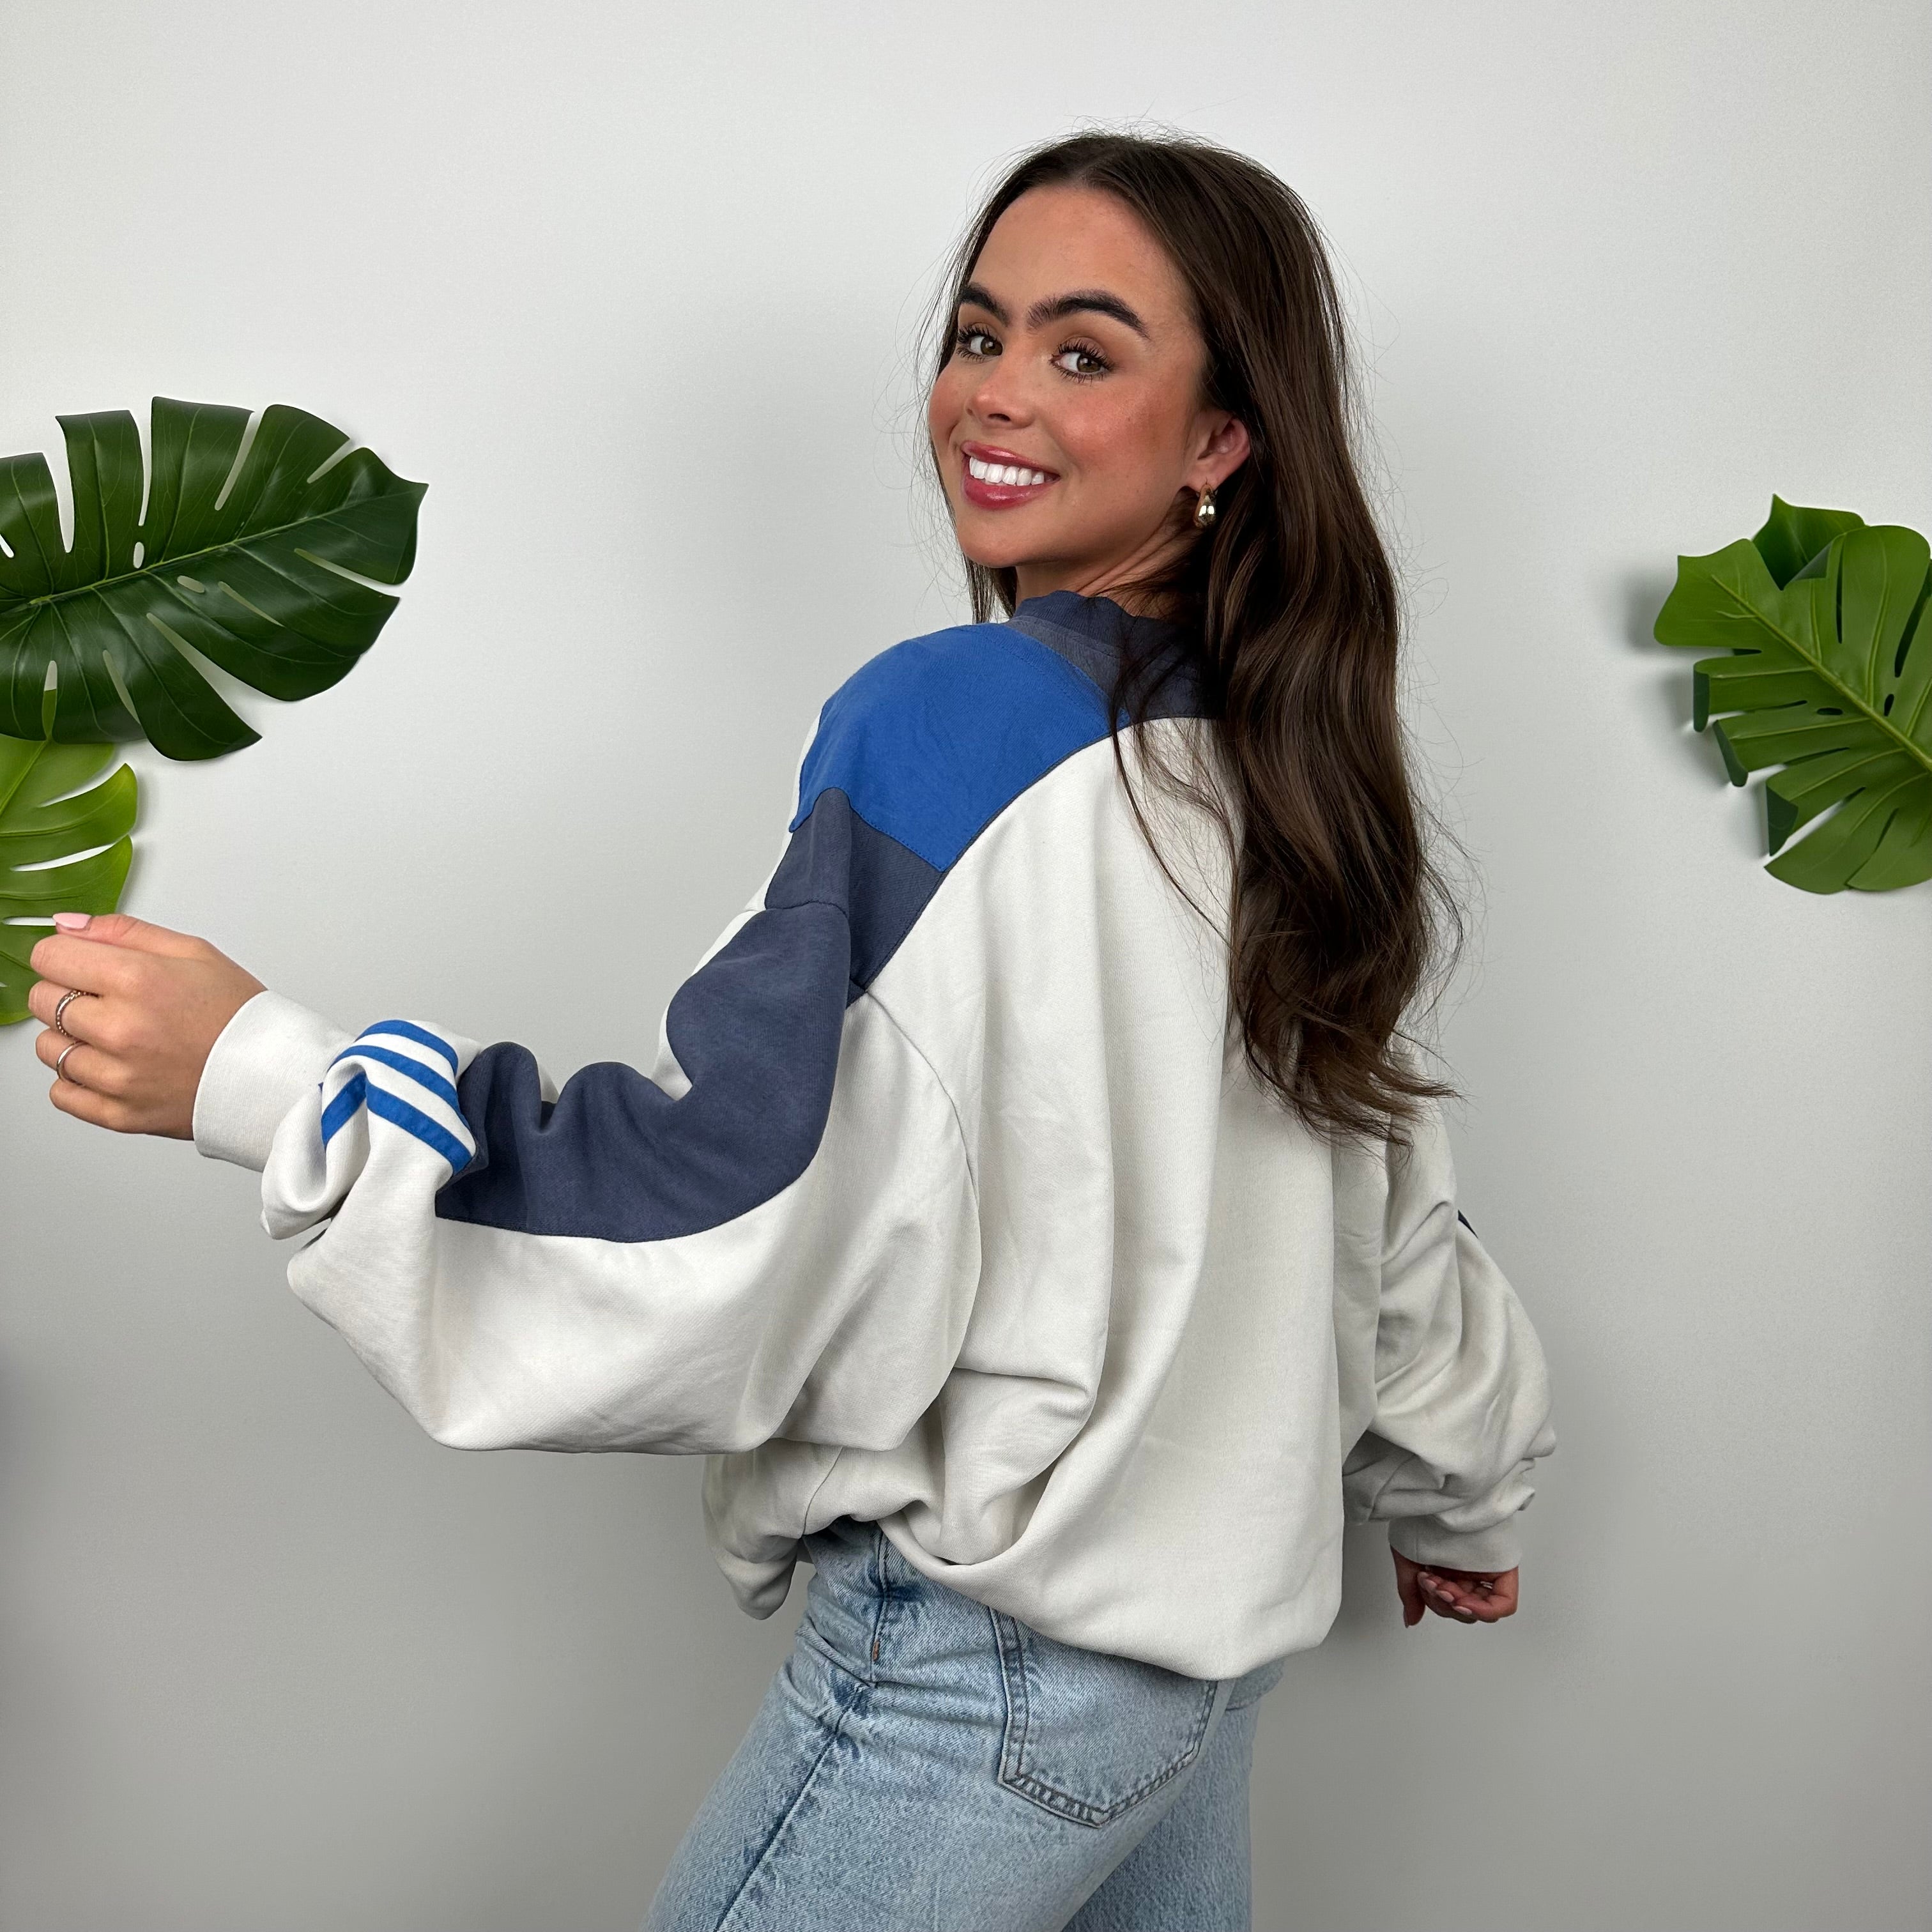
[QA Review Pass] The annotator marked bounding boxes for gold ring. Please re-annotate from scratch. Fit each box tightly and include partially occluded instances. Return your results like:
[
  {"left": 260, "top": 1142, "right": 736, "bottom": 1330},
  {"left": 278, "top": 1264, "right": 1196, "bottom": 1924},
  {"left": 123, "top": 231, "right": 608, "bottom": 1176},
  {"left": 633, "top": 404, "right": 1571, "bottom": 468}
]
[
  {"left": 53, "top": 988, "right": 93, "bottom": 1038},
  {"left": 54, "top": 1041, "right": 82, "bottom": 1082}
]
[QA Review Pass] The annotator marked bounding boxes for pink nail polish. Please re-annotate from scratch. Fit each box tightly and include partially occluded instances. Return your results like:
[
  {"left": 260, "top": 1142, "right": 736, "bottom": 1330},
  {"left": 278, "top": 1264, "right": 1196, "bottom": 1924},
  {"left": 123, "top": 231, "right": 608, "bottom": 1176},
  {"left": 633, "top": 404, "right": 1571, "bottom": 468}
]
[{"left": 51, "top": 912, "right": 91, "bottom": 932}]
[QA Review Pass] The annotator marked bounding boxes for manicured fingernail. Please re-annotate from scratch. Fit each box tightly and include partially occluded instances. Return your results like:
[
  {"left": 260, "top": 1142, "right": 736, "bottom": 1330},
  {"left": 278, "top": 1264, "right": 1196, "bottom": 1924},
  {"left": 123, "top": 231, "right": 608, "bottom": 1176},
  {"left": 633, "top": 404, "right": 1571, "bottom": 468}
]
[{"left": 51, "top": 912, "right": 91, "bottom": 931}]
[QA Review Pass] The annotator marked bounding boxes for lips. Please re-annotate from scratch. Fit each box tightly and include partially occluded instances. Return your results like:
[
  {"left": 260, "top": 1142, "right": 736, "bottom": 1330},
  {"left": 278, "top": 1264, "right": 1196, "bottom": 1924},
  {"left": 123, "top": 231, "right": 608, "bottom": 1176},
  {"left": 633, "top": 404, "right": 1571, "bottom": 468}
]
[{"left": 960, "top": 441, "right": 1057, "bottom": 510}]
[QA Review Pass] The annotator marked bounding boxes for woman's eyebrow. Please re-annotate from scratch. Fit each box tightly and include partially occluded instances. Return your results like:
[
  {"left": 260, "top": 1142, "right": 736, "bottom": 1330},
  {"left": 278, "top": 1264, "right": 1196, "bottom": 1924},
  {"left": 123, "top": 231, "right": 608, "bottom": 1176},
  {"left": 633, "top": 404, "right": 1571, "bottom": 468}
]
[
  {"left": 1029, "top": 289, "right": 1150, "bottom": 339},
  {"left": 955, "top": 282, "right": 1151, "bottom": 340},
  {"left": 957, "top": 280, "right": 1008, "bottom": 321}
]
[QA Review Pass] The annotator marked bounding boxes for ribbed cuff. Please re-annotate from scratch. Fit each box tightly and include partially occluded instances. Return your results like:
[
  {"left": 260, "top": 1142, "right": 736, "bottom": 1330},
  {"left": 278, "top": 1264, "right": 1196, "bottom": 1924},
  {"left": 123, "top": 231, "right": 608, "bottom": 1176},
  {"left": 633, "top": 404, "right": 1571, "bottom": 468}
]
[
  {"left": 1388, "top": 1512, "right": 1524, "bottom": 1575},
  {"left": 192, "top": 991, "right": 351, "bottom": 1172}
]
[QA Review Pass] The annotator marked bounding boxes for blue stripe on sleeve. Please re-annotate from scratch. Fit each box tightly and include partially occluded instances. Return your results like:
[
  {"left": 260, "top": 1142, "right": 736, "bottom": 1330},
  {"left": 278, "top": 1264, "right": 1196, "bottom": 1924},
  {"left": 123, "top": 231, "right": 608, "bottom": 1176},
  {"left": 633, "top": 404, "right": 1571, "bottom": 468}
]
[
  {"left": 321, "top": 1070, "right": 366, "bottom": 1144},
  {"left": 365, "top": 1084, "right": 474, "bottom": 1173},
  {"left": 359, "top": 1020, "right": 459, "bottom": 1071},
  {"left": 321, "top": 1057, "right": 472, "bottom": 1174},
  {"left": 332, "top": 1041, "right": 464, "bottom": 1115}
]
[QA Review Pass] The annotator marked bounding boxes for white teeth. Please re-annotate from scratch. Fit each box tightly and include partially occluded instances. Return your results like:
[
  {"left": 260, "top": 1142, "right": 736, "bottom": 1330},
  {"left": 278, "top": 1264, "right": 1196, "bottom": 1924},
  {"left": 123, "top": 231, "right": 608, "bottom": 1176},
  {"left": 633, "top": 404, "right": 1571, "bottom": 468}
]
[{"left": 967, "top": 456, "right": 1048, "bottom": 487}]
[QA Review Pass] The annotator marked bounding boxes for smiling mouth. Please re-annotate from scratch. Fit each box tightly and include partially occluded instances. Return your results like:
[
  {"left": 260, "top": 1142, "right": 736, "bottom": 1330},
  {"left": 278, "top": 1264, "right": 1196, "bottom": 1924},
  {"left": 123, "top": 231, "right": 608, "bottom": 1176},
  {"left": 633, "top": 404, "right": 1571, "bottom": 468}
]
[
  {"left": 960, "top": 445, "right": 1058, "bottom": 509},
  {"left": 966, "top": 454, "right": 1053, "bottom": 486}
]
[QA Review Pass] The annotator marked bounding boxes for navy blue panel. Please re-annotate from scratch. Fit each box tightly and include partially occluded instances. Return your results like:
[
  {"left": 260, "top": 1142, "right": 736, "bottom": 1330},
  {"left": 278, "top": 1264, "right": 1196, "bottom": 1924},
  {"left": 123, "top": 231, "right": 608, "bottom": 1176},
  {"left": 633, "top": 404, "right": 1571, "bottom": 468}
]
[
  {"left": 765, "top": 786, "right": 943, "bottom": 996},
  {"left": 435, "top": 788, "right": 939, "bottom": 1243},
  {"left": 437, "top": 899, "right": 848, "bottom": 1241},
  {"left": 1006, "top": 591, "right": 1206, "bottom": 722}
]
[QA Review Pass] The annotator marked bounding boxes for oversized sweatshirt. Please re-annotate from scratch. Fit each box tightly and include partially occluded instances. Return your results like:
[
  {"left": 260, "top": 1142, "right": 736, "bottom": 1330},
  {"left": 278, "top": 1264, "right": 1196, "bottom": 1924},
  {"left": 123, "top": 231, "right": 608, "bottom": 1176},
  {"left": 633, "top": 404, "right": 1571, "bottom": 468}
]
[{"left": 192, "top": 590, "right": 1554, "bottom": 1681}]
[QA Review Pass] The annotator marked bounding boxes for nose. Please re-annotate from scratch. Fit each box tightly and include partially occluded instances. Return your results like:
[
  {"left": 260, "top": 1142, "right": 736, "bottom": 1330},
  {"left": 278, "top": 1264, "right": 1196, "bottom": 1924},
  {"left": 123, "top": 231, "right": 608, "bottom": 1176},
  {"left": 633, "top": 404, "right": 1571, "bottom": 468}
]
[{"left": 965, "top": 353, "right": 1034, "bottom": 429}]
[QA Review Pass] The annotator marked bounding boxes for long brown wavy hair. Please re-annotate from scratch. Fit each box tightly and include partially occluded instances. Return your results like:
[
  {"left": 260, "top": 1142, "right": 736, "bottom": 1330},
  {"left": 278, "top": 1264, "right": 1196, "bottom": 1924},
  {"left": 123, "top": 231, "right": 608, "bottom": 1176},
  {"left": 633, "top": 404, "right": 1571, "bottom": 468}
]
[{"left": 929, "top": 130, "right": 1458, "bottom": 1142}]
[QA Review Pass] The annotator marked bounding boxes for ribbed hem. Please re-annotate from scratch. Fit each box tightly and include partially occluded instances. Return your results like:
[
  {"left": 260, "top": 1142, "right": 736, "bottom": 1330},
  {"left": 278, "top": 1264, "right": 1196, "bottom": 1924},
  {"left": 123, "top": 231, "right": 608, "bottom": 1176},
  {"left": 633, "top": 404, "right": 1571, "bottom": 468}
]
[
  {"left": 191, "top": 991, "right": 350, "bottom": 1172},
  {"left": 1388, "top": 1512, "right": 1524, "bottom": 1575}
]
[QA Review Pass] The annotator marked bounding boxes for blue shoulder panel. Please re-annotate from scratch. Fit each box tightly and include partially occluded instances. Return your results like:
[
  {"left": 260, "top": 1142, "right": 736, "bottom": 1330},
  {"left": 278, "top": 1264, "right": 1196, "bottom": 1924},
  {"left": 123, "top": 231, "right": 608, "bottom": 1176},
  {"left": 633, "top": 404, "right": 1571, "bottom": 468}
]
[{"left": 793, "top": 623, "right": 1111, "bottom": 871}]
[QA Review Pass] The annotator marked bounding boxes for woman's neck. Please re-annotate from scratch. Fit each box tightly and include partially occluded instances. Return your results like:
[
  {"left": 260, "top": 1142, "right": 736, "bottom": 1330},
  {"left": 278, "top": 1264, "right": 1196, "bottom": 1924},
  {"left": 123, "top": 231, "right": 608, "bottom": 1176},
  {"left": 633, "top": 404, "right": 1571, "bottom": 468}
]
[{"left": 1011, "top": 519, "right": 1195, "bottom": 620}]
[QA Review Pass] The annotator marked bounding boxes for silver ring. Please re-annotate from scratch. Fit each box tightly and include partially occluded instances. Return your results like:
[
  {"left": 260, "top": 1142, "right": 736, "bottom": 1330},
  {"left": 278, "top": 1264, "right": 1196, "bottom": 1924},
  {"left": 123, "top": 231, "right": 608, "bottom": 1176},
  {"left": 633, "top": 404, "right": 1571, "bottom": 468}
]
[
  {"left": 54, "top": 1040, "right": 82, "bottom": 1082},
  {"left": 53, "top": 987, "right": 93, "bottom": 1038}
]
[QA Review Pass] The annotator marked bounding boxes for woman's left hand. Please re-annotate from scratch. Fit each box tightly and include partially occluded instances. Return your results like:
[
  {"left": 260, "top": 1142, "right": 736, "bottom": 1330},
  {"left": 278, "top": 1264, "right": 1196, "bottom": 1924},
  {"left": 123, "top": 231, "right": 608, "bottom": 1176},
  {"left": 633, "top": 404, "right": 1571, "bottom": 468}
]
[
  {"left": 27, "top": 913, "right": 264, "bottom": 1138},
  {"left": 1392, "top": 1549, "right": 1519, "bottom": 1628}
]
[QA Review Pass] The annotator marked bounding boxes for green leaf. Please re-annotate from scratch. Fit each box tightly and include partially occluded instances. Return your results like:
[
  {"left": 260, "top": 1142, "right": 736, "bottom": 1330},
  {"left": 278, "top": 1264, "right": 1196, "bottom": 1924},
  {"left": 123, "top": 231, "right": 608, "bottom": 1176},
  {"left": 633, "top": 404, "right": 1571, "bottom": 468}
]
[
  {"left": 0, "top": 398, "right": 424, "bottom": 761},
  {"left": 1749, "top": 494, "right": 1865, "bottom": 588},
  {"left": 1655, "top": 500, "right": 1932, "bottom": 894},
  {"left": 0, "top": 738, "right": 137, "bottom": 1024}
]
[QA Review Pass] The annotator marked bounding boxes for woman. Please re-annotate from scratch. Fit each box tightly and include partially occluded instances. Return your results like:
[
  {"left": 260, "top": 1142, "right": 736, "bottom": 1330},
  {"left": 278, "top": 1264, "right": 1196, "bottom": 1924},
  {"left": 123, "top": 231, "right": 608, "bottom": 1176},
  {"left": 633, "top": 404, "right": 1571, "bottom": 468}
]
[{"left": 27, "top": 132, "right": 1553, "bottom": 1931}]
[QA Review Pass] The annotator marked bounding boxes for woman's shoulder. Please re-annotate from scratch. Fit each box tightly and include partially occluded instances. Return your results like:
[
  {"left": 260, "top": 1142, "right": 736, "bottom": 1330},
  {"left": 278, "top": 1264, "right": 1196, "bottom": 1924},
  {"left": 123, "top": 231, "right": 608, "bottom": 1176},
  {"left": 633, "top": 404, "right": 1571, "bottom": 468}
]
[
  {"left": 793, "top": 618, "right": 1112, "bottom": 872},
  {"left": 822, "top": 616, "right": 1107, "bottom": 737}
]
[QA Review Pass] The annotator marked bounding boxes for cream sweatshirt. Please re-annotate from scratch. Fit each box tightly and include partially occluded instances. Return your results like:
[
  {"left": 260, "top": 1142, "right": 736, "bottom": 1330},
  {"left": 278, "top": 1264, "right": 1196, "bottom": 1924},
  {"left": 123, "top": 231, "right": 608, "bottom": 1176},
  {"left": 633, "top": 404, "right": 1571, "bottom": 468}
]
[{"left": 193, "top": 591, "right": 1554, "bottom": 1679}]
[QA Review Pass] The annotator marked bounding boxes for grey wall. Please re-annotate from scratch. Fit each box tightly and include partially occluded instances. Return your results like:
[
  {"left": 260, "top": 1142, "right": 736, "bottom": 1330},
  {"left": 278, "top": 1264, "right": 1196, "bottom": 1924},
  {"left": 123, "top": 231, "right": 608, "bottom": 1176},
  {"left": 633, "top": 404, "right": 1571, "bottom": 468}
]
[{"left": 2, "top": 4, "right": 1926, "bottom": 1928}]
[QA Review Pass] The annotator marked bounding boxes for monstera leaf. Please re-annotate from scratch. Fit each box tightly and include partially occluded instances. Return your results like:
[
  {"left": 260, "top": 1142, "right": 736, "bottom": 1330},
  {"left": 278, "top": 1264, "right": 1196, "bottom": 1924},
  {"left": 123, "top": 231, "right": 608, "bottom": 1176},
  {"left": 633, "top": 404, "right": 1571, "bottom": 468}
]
[
  {"left": 1655, "top": 496, "right": 1932, "bottom": 892},
  {"left": 0, "top": 398, "right": 424, "bottom": 760},
  {"left": 0, "top": 739, "right": 136, "bottom": 1023}
]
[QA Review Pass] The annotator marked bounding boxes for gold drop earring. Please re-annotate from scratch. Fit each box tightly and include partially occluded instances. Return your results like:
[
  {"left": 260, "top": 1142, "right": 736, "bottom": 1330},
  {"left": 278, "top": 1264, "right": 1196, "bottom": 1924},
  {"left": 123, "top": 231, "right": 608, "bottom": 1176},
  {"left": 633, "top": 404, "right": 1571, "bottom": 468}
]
[{"left": 1193, "top": 486, "right": 1217, "bottom": 530}]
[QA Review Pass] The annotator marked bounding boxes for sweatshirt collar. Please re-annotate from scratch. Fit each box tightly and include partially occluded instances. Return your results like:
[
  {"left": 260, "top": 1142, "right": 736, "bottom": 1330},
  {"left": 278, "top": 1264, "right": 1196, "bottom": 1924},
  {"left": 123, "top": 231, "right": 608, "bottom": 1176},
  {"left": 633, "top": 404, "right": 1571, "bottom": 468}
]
[{"left": 1006, "top": 590, "right": 1202, "bottom": 717}]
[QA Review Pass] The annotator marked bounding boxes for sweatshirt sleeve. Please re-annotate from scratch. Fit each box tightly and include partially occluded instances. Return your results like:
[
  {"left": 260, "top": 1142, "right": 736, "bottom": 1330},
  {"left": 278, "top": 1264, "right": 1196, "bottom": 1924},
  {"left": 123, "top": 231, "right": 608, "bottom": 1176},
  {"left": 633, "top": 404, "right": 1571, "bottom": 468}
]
[
  {"left": 1340, "top": 1102, "right": 1556, "bottom": 1574},
  {"left": 191, "top": 681, "right": 985, "bottom": 1459}
]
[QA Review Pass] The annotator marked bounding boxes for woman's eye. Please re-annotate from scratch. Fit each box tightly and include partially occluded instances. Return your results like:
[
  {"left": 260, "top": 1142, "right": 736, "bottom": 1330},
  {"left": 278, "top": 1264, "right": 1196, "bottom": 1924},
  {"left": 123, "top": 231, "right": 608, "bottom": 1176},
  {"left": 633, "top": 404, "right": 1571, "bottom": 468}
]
[
  {"left": 956, "top": 327, "right": 1000, "bottom": 358},
  {"left": 1053, "top": 345, "right": 1110, "bottom": 378}
]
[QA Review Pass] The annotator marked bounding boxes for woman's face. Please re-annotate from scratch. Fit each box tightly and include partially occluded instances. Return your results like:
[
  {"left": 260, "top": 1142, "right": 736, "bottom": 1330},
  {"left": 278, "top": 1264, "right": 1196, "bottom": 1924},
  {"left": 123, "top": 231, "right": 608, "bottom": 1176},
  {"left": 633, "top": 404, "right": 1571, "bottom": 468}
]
[{"left": 927, "top": 183, "right": 1249, "bottom": 608}]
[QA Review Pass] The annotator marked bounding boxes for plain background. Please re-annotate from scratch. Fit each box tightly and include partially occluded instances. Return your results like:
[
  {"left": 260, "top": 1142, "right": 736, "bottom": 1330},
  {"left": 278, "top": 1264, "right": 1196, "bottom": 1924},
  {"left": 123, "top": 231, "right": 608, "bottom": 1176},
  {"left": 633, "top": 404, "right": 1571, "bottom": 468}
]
[{"left": 1, "top": 4, "right": 1927, "bottom": 1928}]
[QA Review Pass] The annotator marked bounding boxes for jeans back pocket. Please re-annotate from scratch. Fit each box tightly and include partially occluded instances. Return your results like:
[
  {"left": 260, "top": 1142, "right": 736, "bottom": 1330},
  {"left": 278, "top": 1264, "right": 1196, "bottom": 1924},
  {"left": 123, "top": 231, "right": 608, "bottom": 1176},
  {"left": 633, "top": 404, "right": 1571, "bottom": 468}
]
[{"left": 990, "top": 1611, "right": 1220, "bottom": 1828}]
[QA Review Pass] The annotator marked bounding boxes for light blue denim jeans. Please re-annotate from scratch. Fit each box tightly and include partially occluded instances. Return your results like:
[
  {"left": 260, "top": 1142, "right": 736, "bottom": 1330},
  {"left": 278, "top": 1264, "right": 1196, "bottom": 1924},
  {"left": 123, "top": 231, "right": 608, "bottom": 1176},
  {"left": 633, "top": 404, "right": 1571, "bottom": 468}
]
[{"left": 643, "top": 1516, "right": 1286, "bottom": 1932}]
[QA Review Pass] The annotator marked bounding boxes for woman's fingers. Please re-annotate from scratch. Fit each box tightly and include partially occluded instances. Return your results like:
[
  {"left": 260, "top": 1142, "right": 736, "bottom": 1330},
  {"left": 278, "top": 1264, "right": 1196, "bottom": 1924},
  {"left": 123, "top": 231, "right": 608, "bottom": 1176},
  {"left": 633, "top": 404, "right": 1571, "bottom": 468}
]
[
  {"left": 47, "top": 1071, "right": 136, "bottom": 1132},
  {"left": 49, "top": 911, "right": 208, "bottom": 957},
  {"left": 1395, "top": 1551, "right": 1521, "bottom": 1629},
  {"left": 36, "top": 1028, "right": 169, "bottom": 1133},
  {"left": 28, "top": 915, "right": 217, "bottom": 1000},
  {"left": 1415, "top": 1572, "right": 1472, "bottom": 1621},
  {"left": 34, "top": 1030, "right": 125, "bottom": 1094},
  {"left": 1392, "top": 1552, "right": 1428, "bottom": 1628},
  {"left": 26, "top": 980, "right": 107, "bottom": 1039},
  {"left": 1416, "top": 1566, "right": 1519, "bottom": 1623},
  {"left": 26, "top": 933, "right": 146, "bottom": 996},
  {"left": 1476, "top": 1569, "right": 1519, "bottom": 1616}
]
